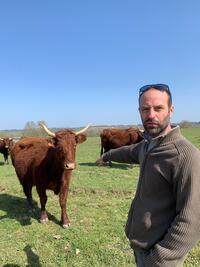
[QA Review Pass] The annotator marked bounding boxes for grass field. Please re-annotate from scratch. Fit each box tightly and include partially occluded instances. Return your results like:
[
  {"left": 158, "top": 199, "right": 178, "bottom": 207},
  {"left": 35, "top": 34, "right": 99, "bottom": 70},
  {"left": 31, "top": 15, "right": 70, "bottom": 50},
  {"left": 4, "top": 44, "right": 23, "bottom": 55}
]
[{"left": 0, "top": 128, "right": 200, "bottom": 266}]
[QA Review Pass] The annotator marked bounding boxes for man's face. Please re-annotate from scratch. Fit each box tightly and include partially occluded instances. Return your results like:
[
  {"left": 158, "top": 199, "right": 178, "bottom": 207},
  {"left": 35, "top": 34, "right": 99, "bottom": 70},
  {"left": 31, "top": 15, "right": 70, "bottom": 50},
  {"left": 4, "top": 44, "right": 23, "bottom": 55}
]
[{"left": 139, "top": 88, "right": 174, "bottom": 137}]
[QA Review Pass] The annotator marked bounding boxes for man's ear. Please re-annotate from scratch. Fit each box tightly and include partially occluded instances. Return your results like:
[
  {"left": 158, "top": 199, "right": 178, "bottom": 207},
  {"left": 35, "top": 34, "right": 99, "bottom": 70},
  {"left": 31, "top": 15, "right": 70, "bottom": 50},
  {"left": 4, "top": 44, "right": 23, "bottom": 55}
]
[{"left": 170, "top": 105, "right": 174, "bottom": 117}]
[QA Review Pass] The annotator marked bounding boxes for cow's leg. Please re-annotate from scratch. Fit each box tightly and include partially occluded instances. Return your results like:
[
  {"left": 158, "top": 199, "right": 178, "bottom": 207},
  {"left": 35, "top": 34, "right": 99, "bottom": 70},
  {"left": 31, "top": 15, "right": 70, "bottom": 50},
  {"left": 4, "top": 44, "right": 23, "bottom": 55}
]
[
  {"left": 22, "top": 183, "right": 34, "bottom": 211},
  {"left": 59, "top": 174, "right": 71, "bottom": 228},
  {"left": 36, "top": 186, "right": 48, "bottom": 224},
  {"left": 3, "top": 154, "right": 8, "bottom": 164},
  {"left": 100, "top": 142, "right": 104, "bottom": 156}
]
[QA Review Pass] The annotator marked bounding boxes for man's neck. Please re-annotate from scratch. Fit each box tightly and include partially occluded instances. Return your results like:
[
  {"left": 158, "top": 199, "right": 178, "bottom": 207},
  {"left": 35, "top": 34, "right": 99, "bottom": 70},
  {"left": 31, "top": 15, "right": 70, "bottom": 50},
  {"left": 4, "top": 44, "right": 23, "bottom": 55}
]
[{"left": 147, "top": 124, "right": 172, "bottom": 141}]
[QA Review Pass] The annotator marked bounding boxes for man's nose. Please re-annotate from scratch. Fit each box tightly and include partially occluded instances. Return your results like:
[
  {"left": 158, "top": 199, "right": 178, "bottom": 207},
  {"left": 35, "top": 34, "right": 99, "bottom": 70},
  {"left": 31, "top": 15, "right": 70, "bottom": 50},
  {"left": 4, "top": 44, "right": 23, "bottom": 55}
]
[{"left": 148, "top": 108, "right": 156, "bottom": 119}]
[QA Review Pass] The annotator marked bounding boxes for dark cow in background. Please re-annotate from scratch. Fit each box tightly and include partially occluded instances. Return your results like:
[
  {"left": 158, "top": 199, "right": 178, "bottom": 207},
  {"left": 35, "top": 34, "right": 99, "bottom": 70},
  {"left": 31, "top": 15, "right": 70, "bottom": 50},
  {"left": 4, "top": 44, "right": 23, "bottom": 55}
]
[
  {"left": 98, "top": 127, "right": 143, "bottom": 165},
  {"left": 11, "top": 123, "right": 89, "bottom": 228},
  {"left": 0, "top": 137, "right": 13, "bottom": 164},
  {"left": 100, "top": 127, "right": 144, "bottom": 155}
]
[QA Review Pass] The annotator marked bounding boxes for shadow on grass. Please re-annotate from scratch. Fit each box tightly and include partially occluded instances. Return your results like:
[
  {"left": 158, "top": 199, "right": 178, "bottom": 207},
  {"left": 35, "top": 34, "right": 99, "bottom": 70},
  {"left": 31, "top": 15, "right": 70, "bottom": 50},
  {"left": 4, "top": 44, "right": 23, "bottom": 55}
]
[
  {"left": 0, "top": 162, "right": 5, "bottom": 166},
  {"left": 3, "top": 264, "right": 21, "bottom": 267},
  {"left": 79, "top": 162, "right": 99, "bottom": 167},
  {"left": 0, "top": 193, "right": 60, "bottom": 227},
  {"left": 24, "top": 245, "right": 42, "bottom": 267},
  {"left": 79, "top": 162, "right": 133, "bottom": 170},
  {"left": 2, "top": 245, "right": 42, "bottom": 267}
]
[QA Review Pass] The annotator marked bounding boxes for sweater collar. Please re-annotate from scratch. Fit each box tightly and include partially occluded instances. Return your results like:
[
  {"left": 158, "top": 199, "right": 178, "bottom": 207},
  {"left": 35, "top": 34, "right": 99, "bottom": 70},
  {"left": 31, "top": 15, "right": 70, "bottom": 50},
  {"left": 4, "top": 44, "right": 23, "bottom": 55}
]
[
  {"left": 144, "top": 125, "right": 181, "bottom": 146},
  {"left": 158, "top": 125, "right": 182, "bottom": 145}
]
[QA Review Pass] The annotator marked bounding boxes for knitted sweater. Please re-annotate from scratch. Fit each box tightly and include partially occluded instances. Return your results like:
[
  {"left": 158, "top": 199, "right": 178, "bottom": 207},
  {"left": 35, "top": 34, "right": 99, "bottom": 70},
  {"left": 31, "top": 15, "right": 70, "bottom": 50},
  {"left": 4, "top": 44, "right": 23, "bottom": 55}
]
[{"left": 102, "top": 126, "right": 200, "bottom": 267}]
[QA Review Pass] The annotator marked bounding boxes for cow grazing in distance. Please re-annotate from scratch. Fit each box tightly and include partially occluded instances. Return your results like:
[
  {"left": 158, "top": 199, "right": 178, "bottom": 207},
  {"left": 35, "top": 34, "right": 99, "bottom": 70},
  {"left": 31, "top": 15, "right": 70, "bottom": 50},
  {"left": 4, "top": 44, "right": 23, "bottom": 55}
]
[
  {"left": 0, "top": 137, "right": 13, "bottom": 164},
  {"left": 11, "top": 123, "right": 89, "bottom": 228},
  {"left": 98, "top": 127, "right": 144, "bottom": 165}
]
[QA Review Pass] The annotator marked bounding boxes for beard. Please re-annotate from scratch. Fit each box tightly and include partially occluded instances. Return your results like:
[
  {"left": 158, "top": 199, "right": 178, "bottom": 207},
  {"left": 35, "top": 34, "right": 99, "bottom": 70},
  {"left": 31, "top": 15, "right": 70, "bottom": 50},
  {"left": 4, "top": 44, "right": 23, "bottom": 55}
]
[{"left": 142, "top": 113, "right": 171, "bottom": 138}]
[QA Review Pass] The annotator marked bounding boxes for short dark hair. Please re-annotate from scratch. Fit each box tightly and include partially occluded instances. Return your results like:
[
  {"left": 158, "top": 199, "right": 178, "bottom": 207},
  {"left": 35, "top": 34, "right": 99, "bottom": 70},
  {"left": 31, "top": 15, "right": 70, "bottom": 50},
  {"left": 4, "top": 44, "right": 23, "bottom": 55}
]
[{"left": 139, "top": 83, "right": 172, "bottom": 106}]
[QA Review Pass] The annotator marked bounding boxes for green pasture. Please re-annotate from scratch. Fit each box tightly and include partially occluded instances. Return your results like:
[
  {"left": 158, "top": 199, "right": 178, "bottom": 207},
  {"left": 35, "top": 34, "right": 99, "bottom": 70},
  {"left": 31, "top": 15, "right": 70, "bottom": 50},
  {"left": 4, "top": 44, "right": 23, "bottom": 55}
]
[{"left": 0, "top": 128, "right": 200, "bottom": 266}]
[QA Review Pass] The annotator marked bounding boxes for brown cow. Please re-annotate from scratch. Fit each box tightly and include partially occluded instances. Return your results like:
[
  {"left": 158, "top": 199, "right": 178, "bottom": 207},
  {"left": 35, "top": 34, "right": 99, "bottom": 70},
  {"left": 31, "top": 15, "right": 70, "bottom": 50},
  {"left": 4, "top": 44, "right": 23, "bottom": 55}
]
[
  {"left": 98, "top": 127, "right": 143, "bottom": 165},
  {"left": 11, "top": 123, "right": 89, "bottom": 228},
  {"left": 0, "top": 137, "right": 13, "bottom": 164}
]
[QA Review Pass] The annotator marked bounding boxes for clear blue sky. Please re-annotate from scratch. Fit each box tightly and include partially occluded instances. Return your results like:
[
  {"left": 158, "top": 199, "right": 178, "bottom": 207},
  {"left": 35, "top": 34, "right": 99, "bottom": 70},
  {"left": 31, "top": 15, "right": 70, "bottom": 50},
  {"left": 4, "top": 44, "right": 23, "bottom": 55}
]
[{"left": 0, "top": 0, "right": 200, "bottom": 130}]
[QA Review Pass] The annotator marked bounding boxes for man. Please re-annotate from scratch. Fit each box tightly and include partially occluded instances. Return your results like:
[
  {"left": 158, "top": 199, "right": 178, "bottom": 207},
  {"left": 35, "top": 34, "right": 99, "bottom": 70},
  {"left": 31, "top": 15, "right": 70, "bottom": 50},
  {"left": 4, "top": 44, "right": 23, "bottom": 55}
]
[{"left": 97, "top": 84, "right": 200, "bottom": 267}]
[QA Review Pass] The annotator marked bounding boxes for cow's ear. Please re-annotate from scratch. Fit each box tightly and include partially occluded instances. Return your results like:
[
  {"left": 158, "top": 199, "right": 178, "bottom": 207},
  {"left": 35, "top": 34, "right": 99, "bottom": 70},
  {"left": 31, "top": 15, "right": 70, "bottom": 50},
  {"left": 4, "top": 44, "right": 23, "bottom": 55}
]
[
  {"left": 47, "top": 139, "right": 55, "bottom": 148},
  {"left": 76, "top": 134, "right": 87, "bottom": 144}
]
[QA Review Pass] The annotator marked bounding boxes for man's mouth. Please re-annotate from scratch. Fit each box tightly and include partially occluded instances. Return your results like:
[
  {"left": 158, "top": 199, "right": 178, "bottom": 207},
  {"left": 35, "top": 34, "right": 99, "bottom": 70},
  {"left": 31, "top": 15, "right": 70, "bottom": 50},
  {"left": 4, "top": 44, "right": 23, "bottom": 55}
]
[{"left": 145, "top": 121, "right": 159, "bottom": 127}]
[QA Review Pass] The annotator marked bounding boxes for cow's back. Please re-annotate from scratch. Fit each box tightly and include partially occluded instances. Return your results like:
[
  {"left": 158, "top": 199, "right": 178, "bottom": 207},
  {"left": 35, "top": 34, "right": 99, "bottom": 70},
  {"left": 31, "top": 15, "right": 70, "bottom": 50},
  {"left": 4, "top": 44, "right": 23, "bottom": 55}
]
[
  {"left": 100, "top": 127, "right": 143, "bottom": 155},
  {"left": 11, "top": 137, "right": 53, "bottom": 183}
]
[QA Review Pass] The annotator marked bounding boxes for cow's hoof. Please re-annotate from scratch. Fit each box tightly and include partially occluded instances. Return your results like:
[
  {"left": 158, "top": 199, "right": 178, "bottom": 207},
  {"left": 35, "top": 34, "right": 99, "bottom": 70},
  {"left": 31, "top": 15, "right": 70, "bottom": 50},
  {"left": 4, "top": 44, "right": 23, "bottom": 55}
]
[
  {"left": 62, "top": 223, "right": 70, "bottom": 228},
  {"left": 40, "top": 217, "right": 48, "bottom": 224}
]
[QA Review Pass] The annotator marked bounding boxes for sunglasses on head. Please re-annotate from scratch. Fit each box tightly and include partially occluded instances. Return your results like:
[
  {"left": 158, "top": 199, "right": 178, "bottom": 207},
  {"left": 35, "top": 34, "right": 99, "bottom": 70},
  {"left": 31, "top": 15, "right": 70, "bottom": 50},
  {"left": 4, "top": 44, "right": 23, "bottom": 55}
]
[{"left": 139, "top": 83, "right": 172, "bottom": 103}]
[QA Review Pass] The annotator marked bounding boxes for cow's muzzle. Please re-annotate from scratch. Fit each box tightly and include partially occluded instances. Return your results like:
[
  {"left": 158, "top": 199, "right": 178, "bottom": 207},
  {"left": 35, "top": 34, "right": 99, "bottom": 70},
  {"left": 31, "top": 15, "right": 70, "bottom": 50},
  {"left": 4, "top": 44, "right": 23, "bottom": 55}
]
[{"left": 65, "top": 163, "right": 76, "bottom": 170}]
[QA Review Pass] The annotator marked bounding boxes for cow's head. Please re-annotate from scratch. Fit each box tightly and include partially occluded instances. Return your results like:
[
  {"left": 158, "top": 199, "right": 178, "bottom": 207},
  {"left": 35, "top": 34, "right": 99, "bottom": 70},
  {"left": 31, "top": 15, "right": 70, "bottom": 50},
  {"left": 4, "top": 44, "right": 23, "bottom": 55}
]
[
  {"left": 0, "top": 138, "right": 13, "bottom": 153},
  {"left": 3, "top": 138, "right": 14, "bottom": 151},
  {"left": 39, "top": 123, "right": 89, "bottom": 170}
]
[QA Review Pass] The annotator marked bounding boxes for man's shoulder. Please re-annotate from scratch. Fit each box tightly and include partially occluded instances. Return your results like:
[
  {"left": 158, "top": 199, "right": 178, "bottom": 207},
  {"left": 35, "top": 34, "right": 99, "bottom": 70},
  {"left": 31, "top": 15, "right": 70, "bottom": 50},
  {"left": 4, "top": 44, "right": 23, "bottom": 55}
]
[{"left": 174, "top": 136, "right": 200, "bottom": 160}]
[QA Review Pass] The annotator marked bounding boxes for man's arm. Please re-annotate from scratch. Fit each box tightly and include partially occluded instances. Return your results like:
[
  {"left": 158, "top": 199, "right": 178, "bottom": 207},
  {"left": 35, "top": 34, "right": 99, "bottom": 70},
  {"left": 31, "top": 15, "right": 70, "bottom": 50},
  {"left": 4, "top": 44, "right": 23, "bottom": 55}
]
[{"left": 97, "top": 143, "right": 140, "bottom": 165}]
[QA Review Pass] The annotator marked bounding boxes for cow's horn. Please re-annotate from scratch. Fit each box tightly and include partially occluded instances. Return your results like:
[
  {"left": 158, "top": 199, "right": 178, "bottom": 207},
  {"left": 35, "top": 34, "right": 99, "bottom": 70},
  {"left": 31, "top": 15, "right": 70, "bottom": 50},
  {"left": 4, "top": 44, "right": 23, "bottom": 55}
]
[
  {"left": 75, "top": 124, "right": 90, "bottom": 135},
  {"left": 137, "top": 127, "right": 144, "bottom": 132},
  {"left": 39, "top": 123, "right": 56, "bottom": 137}
]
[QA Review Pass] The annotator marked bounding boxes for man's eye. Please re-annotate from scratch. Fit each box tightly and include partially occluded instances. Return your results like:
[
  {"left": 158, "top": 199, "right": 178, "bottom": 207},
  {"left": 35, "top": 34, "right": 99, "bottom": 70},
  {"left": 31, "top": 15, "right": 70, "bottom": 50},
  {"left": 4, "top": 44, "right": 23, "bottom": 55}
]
[
  {"left": 155, "top": 107, "right": 163, "bottom": 111},
  {"left": 142, "top": 108, "right": 149, "bottom": 112}
]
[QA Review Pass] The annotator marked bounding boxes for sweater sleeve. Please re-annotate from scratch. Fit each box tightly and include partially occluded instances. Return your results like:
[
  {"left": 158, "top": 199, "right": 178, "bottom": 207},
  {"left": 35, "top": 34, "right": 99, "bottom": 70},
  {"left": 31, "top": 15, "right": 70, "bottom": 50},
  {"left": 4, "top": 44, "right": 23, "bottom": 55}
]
[
  {"left": 143, "top": 148, "right": 200, "bottom": 267},
  {"left": 101, "top": 143, "right": 140, "bottom": 164}
]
